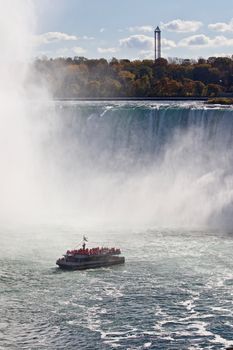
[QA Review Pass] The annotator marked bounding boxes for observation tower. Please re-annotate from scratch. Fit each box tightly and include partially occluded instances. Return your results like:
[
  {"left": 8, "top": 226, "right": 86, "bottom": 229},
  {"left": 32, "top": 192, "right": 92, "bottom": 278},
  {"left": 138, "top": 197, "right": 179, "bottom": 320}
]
[{"left": 154, "top": 26, "right": 161, "bottom": 61}]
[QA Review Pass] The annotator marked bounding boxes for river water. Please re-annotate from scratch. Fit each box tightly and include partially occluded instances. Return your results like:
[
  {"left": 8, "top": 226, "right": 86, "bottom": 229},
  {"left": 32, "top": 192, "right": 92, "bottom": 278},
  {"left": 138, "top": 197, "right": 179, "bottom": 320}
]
[
  {"left": 1, "top": 102, "right": 233, "bottom": 349},
  {"left": 0, "top": 226, "right": 233, "bottom": 349}
]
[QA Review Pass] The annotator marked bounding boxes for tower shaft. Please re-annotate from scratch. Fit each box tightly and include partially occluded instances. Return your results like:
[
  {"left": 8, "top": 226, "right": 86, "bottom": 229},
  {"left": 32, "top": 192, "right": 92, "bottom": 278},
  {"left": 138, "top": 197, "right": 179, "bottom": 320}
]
[{"left": 154, "top": 27, "right": 161, "bottom": 61}]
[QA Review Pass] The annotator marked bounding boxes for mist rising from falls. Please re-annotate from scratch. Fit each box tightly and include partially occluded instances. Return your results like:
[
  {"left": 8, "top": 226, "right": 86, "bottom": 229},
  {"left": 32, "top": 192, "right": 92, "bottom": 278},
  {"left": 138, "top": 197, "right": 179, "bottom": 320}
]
[
  {"left": 37, "top": 102, "right": 233, "bottom": 229},
  {"left": 0, "top": 0, "right": 39, "bottom": 222},
  {"left": 0, "top": 1, "right": 233, "bottom": 229}
]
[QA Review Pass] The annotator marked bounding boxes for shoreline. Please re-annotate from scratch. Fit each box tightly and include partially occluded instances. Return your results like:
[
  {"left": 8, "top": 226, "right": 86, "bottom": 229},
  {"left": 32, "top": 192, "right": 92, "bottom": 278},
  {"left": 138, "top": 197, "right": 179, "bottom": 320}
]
[{"left": 54, "top": 97, "right": 208, "bottom": 102}]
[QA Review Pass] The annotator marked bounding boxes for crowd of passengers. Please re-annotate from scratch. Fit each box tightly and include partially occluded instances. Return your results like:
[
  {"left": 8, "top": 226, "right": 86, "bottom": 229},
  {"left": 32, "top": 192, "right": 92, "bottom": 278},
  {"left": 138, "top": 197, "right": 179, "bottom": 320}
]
[{"left": 66, "top": 247, "right": 121, "bottom": 256}]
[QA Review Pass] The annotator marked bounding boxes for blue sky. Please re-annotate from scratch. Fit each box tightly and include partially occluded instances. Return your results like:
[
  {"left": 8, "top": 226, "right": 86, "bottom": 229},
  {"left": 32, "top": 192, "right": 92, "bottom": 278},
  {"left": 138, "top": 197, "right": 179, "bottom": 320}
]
[{"left": 34, "top": 0, "right": 233, "bottom": 60}]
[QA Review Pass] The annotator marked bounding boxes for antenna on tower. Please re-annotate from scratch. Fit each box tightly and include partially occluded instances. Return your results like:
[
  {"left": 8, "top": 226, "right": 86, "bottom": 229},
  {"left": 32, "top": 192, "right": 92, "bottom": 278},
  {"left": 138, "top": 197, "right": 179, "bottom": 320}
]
[{"left": 154, "top": 26, "right": 161, "bottom": 61}]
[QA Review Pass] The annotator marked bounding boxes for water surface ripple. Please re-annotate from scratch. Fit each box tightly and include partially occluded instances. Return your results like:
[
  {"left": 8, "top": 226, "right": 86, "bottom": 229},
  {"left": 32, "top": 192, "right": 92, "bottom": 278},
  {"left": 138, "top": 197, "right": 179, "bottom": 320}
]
[{"left": 0, "top": 228, "right": 233, "bottom": 349}]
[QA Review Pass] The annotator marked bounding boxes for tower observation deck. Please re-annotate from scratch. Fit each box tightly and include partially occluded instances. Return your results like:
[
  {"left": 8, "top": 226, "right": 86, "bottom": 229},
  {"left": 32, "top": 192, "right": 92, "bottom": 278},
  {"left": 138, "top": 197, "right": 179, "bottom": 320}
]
[{"left": 154, "top": 26, "right": 161, "bottom": 61}]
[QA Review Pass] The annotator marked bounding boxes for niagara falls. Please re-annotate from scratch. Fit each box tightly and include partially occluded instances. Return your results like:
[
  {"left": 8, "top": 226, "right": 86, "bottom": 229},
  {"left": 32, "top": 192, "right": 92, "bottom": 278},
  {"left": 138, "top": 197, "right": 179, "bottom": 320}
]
[{"left": 0, "top": 0, "right": 233, "bottom": 349}]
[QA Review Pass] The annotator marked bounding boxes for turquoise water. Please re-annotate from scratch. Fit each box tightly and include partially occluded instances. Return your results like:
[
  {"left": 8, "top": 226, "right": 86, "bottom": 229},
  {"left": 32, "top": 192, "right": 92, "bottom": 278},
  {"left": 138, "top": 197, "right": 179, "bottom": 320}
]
[{"left": 1, "top": 227, "right": 233, "bottom": 349}]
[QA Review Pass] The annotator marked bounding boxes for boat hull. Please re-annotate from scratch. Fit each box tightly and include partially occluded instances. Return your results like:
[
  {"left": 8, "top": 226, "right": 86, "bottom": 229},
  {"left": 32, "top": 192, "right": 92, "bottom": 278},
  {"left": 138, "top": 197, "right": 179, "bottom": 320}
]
[{"left": 56, "top": 256, "right": 125, "bottom": 270}]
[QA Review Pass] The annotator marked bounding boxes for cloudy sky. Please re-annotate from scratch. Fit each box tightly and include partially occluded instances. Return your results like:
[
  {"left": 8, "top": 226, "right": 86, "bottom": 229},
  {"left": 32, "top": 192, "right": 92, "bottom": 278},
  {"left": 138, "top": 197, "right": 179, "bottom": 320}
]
[{"left": 34, "top": 0, "right": 233, "bottom": 60}]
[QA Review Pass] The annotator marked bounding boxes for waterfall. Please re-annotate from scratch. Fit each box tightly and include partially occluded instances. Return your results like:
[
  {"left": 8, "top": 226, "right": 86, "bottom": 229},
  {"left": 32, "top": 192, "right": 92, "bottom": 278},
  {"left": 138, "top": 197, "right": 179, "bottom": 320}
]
[
  {"left": 29, "top": 101, "right": 233, "bottom": 229},
  {"left": 52, "top": 103, "right": 233, "bottom": 168}
]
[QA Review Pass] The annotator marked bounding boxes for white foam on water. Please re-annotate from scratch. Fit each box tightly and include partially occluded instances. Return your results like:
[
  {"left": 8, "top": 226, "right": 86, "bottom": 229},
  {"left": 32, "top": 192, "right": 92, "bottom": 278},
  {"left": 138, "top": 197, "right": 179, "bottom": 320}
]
[
  {"left": 101, "top": 328, "right": 140, "bottom": 347},
  {"left": 103, "top": 286, "right": 124, "bottom": 298},
  {"left": 211, "top": 334, "right": 233, "bottom": 348},
  {"left": 180, "top": 298, "right": 198, "bottom": 313}
]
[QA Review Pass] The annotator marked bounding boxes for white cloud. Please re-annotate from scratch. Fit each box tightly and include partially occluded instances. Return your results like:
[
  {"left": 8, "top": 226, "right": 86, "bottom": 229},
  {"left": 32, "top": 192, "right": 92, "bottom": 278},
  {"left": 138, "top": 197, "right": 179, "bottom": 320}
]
[
  {"left": 100, "top": 28, "right": 105, "bottom": 33},
  {"left": 128, "top": 26, "right": 153, "bottom": 33},
  {"left": 34, "top": 32, "right": 78, "bottom": 45},
  {"left": 162, "top": 38, "right": 176, "bottom": 49},
  {"left": 209, "top": 19, "right": 233, "bottom": 32},
  {"left": 138, "top": 38, "right": 175, "bottom": 59},
  {"left": 161, "top": 19, "right": 202, "bottom": 33},
  {"left": 179, "top": 34, "right": 210, "bottom": 46},
  {"left": 211, "top": 36, "right": 233, "bottom": 47},
  {"left": 72, "top": 46, "right": 87, "bottom": 55},
  {"left": 97, "top": 47, "right": 118, "bottom": 53},
  {"left": 119, "top": 35, "right": 154, "bottom": 50},
  {"left": 179, "top": 34, "right": 233, "bottom": 47},
  {"left": 82, "top": 35, "right": 94, "bottom": 40},
  {"left": 119, "top": 35, "right": 176, "bottom": 52},
  {"left": 213, "top": 53, "right": 233, "bottom": 57}
]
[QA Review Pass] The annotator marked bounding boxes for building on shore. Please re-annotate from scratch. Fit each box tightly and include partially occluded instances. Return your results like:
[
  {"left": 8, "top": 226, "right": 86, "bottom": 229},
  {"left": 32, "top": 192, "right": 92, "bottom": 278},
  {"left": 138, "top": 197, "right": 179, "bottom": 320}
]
[{"left": 154, "top": 26, "right": 161, "bottom": 61}]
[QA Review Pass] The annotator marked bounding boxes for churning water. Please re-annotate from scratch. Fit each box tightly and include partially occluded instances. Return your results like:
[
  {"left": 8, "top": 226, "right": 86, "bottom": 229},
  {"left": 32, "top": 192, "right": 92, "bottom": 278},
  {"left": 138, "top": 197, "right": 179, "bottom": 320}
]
[
  {"left": 0, "top": 226, "right": 233, "bottom": 349},
  {"left": 1, "top": 102, "right": 233, "bottom": 349}
]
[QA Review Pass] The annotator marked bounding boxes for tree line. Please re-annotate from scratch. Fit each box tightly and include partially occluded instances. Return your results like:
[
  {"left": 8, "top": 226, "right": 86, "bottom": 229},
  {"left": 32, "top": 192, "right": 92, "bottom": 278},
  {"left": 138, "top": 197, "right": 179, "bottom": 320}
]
[{"left": 32, "top": 56, "right": 233, "bottom": 98}]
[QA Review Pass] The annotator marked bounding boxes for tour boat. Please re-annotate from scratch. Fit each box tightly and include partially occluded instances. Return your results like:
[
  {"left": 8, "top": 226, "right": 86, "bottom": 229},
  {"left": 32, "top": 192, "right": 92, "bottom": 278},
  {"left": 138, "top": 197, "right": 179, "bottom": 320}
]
[{"left": 56, "top": 236, "right": 125, "bottom": 270}]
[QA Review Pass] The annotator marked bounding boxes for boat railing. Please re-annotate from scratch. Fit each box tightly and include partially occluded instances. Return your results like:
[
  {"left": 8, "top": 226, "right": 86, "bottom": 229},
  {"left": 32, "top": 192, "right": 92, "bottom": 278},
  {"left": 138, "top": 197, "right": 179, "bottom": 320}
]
[{"left": 66, "top": 247, "right": 121, "bottom": 257}]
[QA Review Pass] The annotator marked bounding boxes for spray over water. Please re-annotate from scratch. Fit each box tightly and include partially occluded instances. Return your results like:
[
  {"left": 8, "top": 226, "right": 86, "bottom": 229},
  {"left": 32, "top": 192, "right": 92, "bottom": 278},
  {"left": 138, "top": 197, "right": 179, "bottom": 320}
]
[
  {"left": 0, "top": 1, "right": 233, "bottom": 230},
  {"left": 0, "top": 0, "right": 38, "bottom": 222},
  {"left": 46, "top": 103, "right": 233, "bottom": 230}
]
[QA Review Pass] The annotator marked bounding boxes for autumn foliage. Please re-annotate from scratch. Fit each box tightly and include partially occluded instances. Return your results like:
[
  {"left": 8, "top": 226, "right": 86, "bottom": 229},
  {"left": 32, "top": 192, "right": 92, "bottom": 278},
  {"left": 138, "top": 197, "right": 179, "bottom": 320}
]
[{"left": 32, "top": 56, "right": 233, "bottom": 98}]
